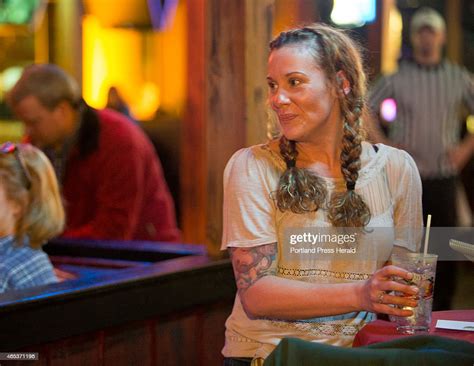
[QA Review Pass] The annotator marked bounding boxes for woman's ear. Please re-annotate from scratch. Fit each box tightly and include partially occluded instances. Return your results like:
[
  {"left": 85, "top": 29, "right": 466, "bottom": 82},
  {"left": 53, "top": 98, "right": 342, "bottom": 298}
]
[
  {"left": 10, "top": 195, "right": 28, "bottom": 221},
  {"left": 11, "top": 200, "right": 23, "bottom": 220},
  {"left": 336, "top": 70, "right": 351, "bottom": 95}
]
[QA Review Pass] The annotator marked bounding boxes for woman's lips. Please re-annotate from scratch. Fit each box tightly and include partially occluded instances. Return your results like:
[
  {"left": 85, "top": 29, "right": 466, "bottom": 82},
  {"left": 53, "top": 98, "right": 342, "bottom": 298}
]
[{"left": 278, "top": 113, "right": 298, "bottom": 122}]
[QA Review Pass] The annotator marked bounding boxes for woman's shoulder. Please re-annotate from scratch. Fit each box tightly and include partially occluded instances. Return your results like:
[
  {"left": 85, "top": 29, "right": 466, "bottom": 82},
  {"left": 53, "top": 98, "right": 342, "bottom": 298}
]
[
  {"left": 361, "top": 142, "right": 415, "bottom": 165},
  {"left": 375, "top": 144, "right": 417, "bottom": 170},
  {"left": 357, "top": 142, "right": 419, "bottom": 186},
  {"left": 225, "top": 142, "right": 284, "bottom": 174},
  {"left": 368, "top": 143, "right": 420, "bottom": 184},
  {"left": 223, "top": 143, "right": 284, "bottom": 193}
]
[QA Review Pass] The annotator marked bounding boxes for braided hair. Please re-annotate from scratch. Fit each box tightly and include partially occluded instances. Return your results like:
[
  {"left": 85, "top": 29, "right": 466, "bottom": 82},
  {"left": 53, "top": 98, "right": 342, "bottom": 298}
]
[{"left": 270, "top": 23, "right": 370, "bottom": 227}]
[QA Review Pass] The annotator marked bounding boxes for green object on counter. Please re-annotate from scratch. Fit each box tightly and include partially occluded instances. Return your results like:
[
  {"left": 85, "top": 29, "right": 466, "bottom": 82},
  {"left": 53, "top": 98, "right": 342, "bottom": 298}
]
[{"left": 264, "top": 335, "right": 474, "bottom": 366}]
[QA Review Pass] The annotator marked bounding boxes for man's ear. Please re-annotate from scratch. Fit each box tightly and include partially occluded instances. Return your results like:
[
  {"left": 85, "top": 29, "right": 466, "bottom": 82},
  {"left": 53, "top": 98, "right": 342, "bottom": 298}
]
[
  {"left": 53, "top": 100, "right": 71, "bottom": 118},
  {"left": 336, "top": 70, "right": 351, "bottom": 95},
  {"left": 53, "top": 100, "right": 77, "bottom": 133},
  {"left": 439, "top": 30, "right": 446, "bottom": 47}
]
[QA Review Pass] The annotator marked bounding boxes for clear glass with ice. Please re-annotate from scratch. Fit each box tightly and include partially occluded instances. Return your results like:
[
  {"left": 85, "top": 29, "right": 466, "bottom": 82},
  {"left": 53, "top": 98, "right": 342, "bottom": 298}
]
[{"left": 389, "top": 253, "right": 438, "bottom": 334}]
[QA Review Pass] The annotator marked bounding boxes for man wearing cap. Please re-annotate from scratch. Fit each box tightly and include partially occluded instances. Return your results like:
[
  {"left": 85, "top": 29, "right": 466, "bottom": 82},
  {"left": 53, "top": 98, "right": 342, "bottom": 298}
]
[{"left": 368, "top": 7, "right": 474, "bottom": 310}]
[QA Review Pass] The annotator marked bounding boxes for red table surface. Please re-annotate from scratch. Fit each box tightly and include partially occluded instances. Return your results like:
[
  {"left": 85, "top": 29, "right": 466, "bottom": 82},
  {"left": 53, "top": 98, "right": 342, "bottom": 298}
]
[{"left": 353, "top": 310, "right": 474, "bottom": 347}]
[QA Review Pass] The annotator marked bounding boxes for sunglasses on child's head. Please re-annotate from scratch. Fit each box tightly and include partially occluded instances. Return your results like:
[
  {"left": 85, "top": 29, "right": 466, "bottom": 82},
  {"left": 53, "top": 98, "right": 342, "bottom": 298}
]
[{"left": 0, "top": 142, "right": 32, "bottom": 190}]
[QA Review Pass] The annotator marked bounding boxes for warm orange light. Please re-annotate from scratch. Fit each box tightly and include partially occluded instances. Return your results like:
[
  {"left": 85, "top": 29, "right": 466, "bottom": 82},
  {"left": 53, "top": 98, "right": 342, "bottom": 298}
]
[
  {"left": 82, "top": 15, "right": 107, "bottom": 108},
  {"left": 82, "top": 1, "right": 186, "bottom": 121},
  {"left": 83, "top": 14, "right": 154, "bottom": 119},
  {"left": 151, "top": 1, "right": 187, "bottom": 113},
  {"left": 132, "top": 82, "right": 160, "bottom": 120}
]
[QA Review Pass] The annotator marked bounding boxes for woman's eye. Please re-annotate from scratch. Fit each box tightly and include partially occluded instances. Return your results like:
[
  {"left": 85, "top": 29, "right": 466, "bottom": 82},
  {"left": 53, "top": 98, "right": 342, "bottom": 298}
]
[
  {"left": 267, "top": 82, "right": 277, "bottom": 91},
  {"left": 289, "top": 78, "right": 301, "bottom": 87}
]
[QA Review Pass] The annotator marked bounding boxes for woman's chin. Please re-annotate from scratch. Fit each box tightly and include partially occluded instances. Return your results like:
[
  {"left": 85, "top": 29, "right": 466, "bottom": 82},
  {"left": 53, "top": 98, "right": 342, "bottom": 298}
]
[
  {"left": 281, "top": 128, "right": 301, "bottom": 142},
  {"left": 282, "top": 132, "right": 306, "bottom": 143}
]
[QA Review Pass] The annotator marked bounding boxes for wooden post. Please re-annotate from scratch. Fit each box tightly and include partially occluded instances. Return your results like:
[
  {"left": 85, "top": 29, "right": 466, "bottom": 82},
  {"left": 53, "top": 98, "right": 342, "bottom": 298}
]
[
  {"left": 245, "top": 0, "right": 276, "bottom": 146},
  {"left": 181, "top": 0, "right": 208, "bottom": 247},
  {"left": 205, "top": 0, "right": 247, "bottom": 252},
  {"left": 182, "top": 0, "right": 275, "bottom": 254},
  {"left": 366, "top": 0, "right": 385, "bottom": 80},
  {"left": 445, "top": 0, "right": 461, "bottom": 64}
]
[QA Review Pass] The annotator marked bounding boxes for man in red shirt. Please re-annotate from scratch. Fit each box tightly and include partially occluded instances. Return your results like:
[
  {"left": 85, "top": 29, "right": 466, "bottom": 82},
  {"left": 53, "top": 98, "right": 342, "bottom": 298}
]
[{"left": 8, "top": 64, "right": 180, "bottom": 242}]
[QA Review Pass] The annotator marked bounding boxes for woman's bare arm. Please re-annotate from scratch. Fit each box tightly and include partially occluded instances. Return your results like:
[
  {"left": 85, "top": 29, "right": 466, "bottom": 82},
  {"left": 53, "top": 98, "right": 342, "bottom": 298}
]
[{"left": 230, "top": 243, "right": 418, "bottom": 320}]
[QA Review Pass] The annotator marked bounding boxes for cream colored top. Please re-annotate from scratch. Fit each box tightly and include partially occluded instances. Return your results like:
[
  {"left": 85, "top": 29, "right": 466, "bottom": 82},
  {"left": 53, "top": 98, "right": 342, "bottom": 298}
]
[{"left": 221, "top": 142, "right": 423, "bottom": 359}]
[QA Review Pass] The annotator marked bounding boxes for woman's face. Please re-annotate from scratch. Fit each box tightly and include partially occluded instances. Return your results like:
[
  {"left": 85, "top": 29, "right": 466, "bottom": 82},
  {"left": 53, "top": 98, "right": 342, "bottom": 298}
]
[
  {"left": 0, "top": 179, "right": 20, "bottom": 237},
  {"left": 267, "top": 45, "right": 341, "bottom": 143}
]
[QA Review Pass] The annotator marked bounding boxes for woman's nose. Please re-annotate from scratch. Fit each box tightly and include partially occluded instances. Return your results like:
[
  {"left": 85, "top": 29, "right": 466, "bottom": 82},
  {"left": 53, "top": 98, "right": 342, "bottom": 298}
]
[{"left": 271, "top": 90, "right": 290, "bottom": 109}]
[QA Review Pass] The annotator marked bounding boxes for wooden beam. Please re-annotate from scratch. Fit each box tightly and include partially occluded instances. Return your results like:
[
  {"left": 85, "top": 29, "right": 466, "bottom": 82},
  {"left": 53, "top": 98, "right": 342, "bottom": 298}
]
[
  {"left": 181, "top": 0, "right": 207, "bottom": 246},
  {"left": 445, "top": 0, "right": 461, "bottom": 64},
  {"left": 245, "top": 0, "right": 275, "bottom": 146},
  {"left": 366, "top": 0, "right": 385, "bottom": 80},
  {"left": 182, "top": 0, "right": 275, "bottom": 255},
  {"left": 206, "top": 0, "right": 247, "bottom": 254}
]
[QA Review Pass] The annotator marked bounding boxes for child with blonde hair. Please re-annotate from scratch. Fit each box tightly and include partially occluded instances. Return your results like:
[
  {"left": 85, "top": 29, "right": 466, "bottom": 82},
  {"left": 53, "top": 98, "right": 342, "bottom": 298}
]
[{"left": 0, "top": 142, "right": 64, "bottom": 292}]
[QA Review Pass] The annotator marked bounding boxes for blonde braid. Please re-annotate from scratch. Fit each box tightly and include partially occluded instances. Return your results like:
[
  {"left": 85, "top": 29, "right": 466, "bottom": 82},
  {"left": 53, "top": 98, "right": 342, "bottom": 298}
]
[
  {"left": 328, "top": 98, "right": 371, "bottom": 227},
  {"left": 273, "top": 136, "right": 327, "bottom": 213}
]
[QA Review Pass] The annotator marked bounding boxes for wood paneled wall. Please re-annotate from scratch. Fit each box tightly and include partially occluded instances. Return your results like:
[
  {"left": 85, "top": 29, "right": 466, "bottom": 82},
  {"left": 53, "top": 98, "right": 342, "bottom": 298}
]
[
  {"left": 245, "top": 0, "right": 276, "bottom": 146},
  {"left": 181, "top": 0, "right": 275, "bottom": 254},
  {"left": 206, "top": 0, "right": 247, "bottom": 251},
  {"left": 11, "top": 302, "right": 232, "bottom": 366}
]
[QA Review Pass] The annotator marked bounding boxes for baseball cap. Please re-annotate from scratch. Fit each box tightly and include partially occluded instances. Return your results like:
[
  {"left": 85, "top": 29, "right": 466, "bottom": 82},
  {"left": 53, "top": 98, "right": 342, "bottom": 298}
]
[{"left": 410, "top": 7, "right": 446, "bottom": 34}]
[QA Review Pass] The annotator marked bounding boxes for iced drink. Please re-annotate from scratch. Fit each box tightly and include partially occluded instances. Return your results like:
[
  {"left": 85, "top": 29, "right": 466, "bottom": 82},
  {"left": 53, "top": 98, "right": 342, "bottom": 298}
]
[{"left": 389, "top": 253, "right": 438, "bottom": 334}]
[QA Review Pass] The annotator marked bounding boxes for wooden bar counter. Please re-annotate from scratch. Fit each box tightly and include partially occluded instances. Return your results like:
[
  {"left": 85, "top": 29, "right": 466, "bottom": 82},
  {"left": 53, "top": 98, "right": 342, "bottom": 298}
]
[{"left": 0, "top": 239, "right": 235, "bottom": 366}]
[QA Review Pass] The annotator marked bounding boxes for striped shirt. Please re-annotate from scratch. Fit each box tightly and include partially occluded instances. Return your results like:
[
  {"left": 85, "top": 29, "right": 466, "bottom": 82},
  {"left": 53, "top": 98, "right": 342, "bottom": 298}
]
[
  {"left": 0, "top": 236, "right": 58, "bottom": 294},
  {"left": 368, "top": 59, "right": 474, "bottom": 178}
]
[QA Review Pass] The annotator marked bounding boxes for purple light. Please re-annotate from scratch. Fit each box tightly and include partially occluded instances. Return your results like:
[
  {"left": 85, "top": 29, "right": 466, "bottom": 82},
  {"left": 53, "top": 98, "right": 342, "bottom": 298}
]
[
  {"left": 147, "top": 0, "right": 178, "bottom": 30},
  {"left": 380, "top": 98, "right": 397, "bottom": 122}
]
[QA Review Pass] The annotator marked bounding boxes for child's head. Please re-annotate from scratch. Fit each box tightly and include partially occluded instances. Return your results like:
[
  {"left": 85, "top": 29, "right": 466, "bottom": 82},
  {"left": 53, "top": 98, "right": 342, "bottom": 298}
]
[{"left": 0, "top": 142, "right": 64, "bottom": 248}]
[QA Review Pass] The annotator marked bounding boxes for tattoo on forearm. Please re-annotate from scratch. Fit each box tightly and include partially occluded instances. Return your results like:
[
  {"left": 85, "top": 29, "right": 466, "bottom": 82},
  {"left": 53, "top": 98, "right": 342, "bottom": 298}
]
[{"left": 229, "top": 243, "right": 277, "bottom": 294}]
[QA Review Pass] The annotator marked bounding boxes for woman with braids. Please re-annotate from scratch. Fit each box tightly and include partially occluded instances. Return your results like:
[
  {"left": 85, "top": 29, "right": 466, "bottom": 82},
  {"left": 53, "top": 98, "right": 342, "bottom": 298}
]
[{"left": 221, "top": 24, "right": 423, "bottom": 365}]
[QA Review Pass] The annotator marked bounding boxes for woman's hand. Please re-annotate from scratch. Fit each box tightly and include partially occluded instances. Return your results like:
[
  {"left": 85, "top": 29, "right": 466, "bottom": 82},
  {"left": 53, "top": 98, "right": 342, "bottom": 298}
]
[{"left": 358, "top": 265, "right": 419, "bottom": 317}]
